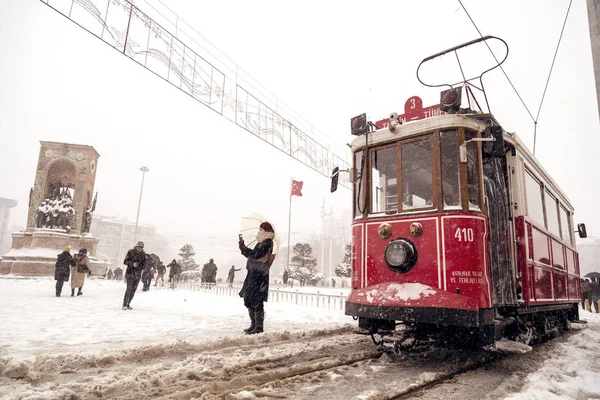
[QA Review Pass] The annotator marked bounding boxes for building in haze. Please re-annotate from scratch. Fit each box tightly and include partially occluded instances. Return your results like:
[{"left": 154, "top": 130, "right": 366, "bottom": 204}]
[
  {"left": 90, "top": 215, "right": 171, "bottom": 270},
  {"left": 0, "top": 198, "right": 18, "bottom": 256}
]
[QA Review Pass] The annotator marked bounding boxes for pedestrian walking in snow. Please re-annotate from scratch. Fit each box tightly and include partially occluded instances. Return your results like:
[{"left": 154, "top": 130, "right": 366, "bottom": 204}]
[
  {"left": 71, "top": 248, "right": 90, "bottom": 297},
  {"left": 581, "top": 278, "right": 592, "bottom": 310},
  {"left": 154, "top": 261, "right": 166, "bottom": 287},
  {"left": 114, "top": 267, "right": 123, "bottom": 281},
  {"left": 167, "top": 259, "right": 179, "bottom": 288},
  {"left": 106, "top": 268, "right": 114, "bottom": 280},
  {"left": 202, "top": 258, "right": 218, "bottom": 284},
  {"left": 175, "top": 263, "right": 183, "bottom": 282},
  {"left": 54, "top": 247, "right": 75, "bottom": 297},
  {"left": 227, "top": 265, "right": 241, "bottom": 287},
  {"left": 238, "top": 222, "right": 276, "bottom": 335},
  {"left": 122, "top": 241, "right": 146, "bottom": 310},
  {"left": 141, "top": 253, "right": 155, "bottom": 292},
  {"left": 282, "top": 269, "right": 289, "bottom": 286},
  {"left": 590, "top": 278, "right": 600, "bottom": 313}
]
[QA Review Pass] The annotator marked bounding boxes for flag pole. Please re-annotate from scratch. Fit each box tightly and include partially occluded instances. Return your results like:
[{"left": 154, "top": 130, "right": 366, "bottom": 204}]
[{"left": 286, "top": 178, "right": 293, "bottom": 274}]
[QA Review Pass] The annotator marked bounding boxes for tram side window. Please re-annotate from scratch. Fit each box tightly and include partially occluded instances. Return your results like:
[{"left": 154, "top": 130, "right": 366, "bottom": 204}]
[
  {"left": 466, "top": 131, "right": 481, "bottom": 210},
  {"left": 525, "top": 170, "right": 545, "bottom": 227},
  {"left": 440, "top": 131, "right": 461, "bottom": 209},
  {"left": 371, "top": 146, "right": 398, "bottom": 213},
  {"left": 559, "top": 206, "right": 573, "bottom": 245},
  {"left": 402, "top": 138, "right": 433, "bottom": 210},
  {"left": 354, "top": 150, "right": 364, "bottom": 218},
  {"left": 545, "top": 191, "right": 560, "bottom": 238}
]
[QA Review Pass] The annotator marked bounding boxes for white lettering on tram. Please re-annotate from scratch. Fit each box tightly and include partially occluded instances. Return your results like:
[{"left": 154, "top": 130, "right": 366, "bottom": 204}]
[
  {"left": 454, "top": 227, "right": 474, "bottom": 242},
  {"left": 449, "top": 270, "right": 484, "bottom": 284}
]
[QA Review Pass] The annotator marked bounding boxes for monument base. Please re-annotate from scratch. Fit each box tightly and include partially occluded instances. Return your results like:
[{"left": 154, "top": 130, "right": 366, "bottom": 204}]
[{"left": 0, "top": 230, "right": 109, "bottom": 276}]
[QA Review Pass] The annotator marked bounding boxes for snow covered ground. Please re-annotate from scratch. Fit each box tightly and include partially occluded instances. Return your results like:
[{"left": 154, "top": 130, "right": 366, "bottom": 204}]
[
  {"left": 0, "top": 277, "right": 599, "bottom": 399},
  {"left": 0, "top": 277, "right": 353, "bottom": 362}
]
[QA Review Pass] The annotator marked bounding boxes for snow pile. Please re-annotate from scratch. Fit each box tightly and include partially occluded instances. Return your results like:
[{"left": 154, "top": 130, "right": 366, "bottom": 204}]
[
  {"left": 363, "top": 282, "right": 437, "bottom": 303},
  {"left": 506, "top": 310, "right": 600, "bottom": 400},
  {"left": 3, "top": 247, "right": 64, "bottom": 259}
]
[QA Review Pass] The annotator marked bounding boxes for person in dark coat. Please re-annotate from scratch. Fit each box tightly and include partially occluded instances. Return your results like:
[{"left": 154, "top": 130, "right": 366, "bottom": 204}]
[
  {"left": 282, "top": 269, "right": 289, "bottom": 286},
  {"left": 114, "top": 267, "right": 123, "bottom": 281},
  {"left": 581, "top": 278, "right": 592, "bottom": 310},
  {"left": 54, "top": 247, "right": 75, "bottom": 297},
  {"left": 175, "top": 263, "right": 183, "bottom": 282},
  {"left": 122, "top": 241, "right": 146, "bottom": 310},
  {"left": 238, "top": 222, "right": 275, "bottom": 334},
  {"left": 141, "top": 254, "right": 155, "bottom": 292},
  {"left": 227, "top": 265, "right": 241, "bottom": 286},
  {"left": 202, "top": 259, "right": 218, "bottom": 284},
  {"left": 106, "top": 268, "right": 114, "bottom": 280},
  {"left": 590, "top": 278, "right": 600, "bottom": 313},
  {"left": 167, "top": 259, "right": 180, "bottom": 286},
  {"left": 154, "top": 262, "right": 166, "bottom": 287}
]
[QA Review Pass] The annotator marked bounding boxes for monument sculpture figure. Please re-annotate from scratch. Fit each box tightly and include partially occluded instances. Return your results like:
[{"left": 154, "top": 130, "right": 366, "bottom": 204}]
[{"left": 82, "top": 192, "right": 98, "bottom": 234}]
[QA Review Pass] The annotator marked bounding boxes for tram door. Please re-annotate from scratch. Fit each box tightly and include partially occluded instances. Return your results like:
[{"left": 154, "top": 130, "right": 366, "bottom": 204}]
[{"left": 483, "top": 156, "right": 517, "bottom": 306}]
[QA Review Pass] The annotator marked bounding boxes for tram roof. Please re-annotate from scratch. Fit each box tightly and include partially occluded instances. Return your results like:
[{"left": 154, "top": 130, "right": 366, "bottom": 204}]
[{"left": 349, "top": 114, "right": 574, "bottom": 210}]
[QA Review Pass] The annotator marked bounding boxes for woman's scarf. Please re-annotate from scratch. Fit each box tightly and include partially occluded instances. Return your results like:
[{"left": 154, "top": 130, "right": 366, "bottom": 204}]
[{"left": 256, "top": 231, "right": 275, "bottom": 243}]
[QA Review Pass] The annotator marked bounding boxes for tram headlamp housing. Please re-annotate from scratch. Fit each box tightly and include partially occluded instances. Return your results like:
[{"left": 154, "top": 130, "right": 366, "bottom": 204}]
[
  {"left": 440, "top": 87, "right": 462, "bottom": 114},
  {"left": 384, "top": 238, "right": 418, "bottom": 273},
  {"left": 350, "top": 113, "right": 368, "bottom": 136}
]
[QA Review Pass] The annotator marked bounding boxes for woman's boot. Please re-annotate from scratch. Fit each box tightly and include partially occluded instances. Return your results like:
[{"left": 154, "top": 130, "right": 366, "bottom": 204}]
[
  {"left": 77, "top": 288, "right": 83, "bottom": 296},
  {"left": 243, "top": 308, "right": 256, "bottom": 333},
  {"left": 71, "top": 288, "right": 75, "bottom": 297},
  {"left": 247, "top": 305, "right": 264, "bottom": 334}
]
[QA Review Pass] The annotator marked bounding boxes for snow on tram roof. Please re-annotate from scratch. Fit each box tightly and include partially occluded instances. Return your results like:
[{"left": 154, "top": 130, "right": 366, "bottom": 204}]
[
  {"left": 349, "top": 114, "right": 485, "bottom": 151},
  {"left": 349, "top": 113, "right": 574, "bottom": 210}
]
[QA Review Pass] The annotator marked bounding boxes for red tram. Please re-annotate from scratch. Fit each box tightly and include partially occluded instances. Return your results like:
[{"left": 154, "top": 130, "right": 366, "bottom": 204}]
[{"left": 331, "top": 37, "right": 587, "bottom": 347}]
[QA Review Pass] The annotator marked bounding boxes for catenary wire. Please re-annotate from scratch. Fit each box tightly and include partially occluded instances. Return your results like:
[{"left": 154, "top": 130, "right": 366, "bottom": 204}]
[
  {"left": 458, "top": 0, "right": 573, "bottom": 156},
  {"left": 457, "top": 0, "right": 535, "bottom": 123},
  {"left": 533, "top": 0, "right": 573, "bottom": 154}
]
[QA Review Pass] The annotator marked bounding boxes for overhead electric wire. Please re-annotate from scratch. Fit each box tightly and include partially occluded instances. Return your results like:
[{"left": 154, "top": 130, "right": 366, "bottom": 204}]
[
  {"left": 533, "top": 0, "right": 573, "bottom": 154},
  {"left": 458, "top": 0, "right": 573, "bottom": 156},
  {"left": 457, "top": 0, "right": 535, "bottom": 123}
]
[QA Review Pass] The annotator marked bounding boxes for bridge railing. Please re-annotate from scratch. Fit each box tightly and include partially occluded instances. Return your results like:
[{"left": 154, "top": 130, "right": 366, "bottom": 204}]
[{"left": 155, "top": 282, "right": 347, "bottom": 310}]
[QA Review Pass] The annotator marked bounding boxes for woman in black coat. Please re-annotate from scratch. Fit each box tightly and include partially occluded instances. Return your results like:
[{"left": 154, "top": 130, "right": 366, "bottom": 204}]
[
  {"left": 55, "top": 247, "right": 75, "bottom": 297},
  {"left": 238, "top": 222, "right": 275, "bottom": 334}
]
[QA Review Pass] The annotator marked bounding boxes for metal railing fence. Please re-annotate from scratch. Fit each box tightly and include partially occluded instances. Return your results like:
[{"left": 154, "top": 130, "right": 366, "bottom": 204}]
[{"left": 155, "top": 281, "right": 347, "bottom": 310}]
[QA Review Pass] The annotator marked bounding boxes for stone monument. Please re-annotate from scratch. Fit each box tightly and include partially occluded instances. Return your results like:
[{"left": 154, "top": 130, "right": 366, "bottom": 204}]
[{"left": 0, "top": 141, "right": 109, "bottom": 276}]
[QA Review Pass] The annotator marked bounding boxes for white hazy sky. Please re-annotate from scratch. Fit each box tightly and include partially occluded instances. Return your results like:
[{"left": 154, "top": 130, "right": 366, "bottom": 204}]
[{"left": 1, "top": 0, "right": 599, "bottom": 244}]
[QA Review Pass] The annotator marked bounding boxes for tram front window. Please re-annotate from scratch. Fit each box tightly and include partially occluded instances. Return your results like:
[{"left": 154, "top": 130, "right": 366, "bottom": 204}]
[
  {"left": 402, "top": 138, "right": 433, "bottom": 210},
  {"left": 371, "top": 146, "right": 398, "bottom": 213},
  {"left": 354, "top": 150, "right": 364, "bottom": 218},
  {"left": 440, "top": 131, "right": 461, "bottom": 209},
  {"left": 465, "top": 131, "right": 481, "bottom": 210}
]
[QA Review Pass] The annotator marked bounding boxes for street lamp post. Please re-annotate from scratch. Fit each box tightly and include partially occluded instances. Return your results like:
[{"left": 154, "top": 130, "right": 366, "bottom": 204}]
[{"left": 133, "top": 166, "right": 149, "bottom": 245}]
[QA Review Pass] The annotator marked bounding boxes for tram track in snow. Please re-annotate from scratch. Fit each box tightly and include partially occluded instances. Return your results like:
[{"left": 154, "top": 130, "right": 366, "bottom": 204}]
[
  {"left": 2, "top": 327, "right": 582, "bottom": 399},
  {"left": 1, "top": 326, "right": 378, "bottom": 399},
  {"left": 386, "top": 351, "right": 500, "bottom": 400}
]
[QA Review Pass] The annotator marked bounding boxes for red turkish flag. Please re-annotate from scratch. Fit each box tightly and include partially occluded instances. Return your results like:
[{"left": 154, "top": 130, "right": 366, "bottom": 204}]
[{"left": 291, "top": 180, "right": 303, "bottom": 197}]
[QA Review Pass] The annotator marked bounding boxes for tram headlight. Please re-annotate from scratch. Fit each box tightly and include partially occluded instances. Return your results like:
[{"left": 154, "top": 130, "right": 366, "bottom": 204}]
[{"left": 384, "top": 238, "right": 418, "bottom": 273}]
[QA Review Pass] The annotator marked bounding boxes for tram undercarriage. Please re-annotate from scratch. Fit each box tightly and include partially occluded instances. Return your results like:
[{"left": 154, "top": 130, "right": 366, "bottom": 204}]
[{"left": 353, "top": 303, "right": 582, "bottom": 353}]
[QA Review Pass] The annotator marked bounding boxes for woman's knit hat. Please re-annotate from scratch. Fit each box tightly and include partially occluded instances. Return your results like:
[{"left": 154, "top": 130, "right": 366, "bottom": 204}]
[
  {"left": 259, "top": 222, "right": 274, "bottom": 233},
  {"left": 63, "top": 247, "right": 71, "bottom": 253},
  {"left": 79, "top": 248, "right": 88, "bottom": 255}
]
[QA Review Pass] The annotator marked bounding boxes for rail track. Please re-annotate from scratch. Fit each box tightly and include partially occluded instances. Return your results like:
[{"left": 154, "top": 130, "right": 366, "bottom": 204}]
[{"left": 2, "top": 324, "right": 583, "bottom": 400}]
